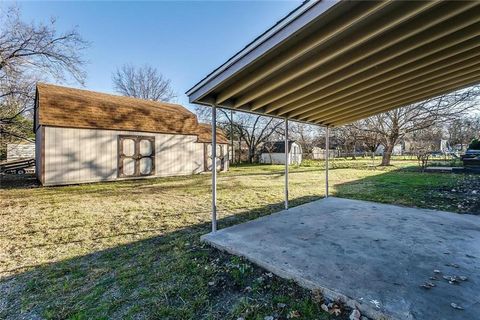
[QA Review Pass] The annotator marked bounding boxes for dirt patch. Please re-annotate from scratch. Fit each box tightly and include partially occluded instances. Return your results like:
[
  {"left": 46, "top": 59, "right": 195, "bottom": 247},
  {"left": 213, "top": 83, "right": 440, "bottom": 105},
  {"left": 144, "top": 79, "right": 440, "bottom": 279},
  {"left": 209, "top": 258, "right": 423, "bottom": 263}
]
[
  {"left": 199, "top": 244, "right": 353, "bottom": 320},
  {"left": 431, "top": 174, "right": 480, "bottom": 214}
]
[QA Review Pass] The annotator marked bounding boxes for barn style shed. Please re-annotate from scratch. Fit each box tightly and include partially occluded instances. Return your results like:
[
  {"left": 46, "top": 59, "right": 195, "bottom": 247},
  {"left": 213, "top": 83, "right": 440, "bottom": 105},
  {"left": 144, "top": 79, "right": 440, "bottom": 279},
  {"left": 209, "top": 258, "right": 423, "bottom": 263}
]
[
  {"left": 34, "top": 83, "right": 229, "bottom": 186},
  {"left": 260, "top": 140, "right": 302, "bottom": 165}
]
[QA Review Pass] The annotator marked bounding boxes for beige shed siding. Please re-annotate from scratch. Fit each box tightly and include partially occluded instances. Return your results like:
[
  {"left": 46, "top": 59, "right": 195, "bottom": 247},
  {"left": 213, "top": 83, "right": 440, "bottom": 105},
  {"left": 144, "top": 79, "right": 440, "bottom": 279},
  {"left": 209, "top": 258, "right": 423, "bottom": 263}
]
[
  {"left": 43, "top": 126, "right": 208, "bottom": 186},
  {"left": 35, "top": 126, "right": 43, "bottom": 183}
]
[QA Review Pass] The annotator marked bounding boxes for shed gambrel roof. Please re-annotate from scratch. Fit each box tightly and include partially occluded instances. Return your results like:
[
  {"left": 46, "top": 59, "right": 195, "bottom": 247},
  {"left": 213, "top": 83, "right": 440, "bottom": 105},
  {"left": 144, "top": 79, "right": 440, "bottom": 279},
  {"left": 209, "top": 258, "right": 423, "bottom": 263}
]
[
  {"left": 35, "top": 83, "right": 228, "bottom": 144},
  {"left": 196, "top": 123, "right": 229, "bottom": 144}
]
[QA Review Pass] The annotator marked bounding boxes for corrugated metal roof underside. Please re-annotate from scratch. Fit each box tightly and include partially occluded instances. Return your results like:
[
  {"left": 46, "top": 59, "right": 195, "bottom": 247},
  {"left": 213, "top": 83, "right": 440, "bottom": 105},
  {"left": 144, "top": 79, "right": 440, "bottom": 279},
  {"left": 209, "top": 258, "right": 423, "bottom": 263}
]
[{"left": 188, "top": 1, "right": 480, "bottom": 127}]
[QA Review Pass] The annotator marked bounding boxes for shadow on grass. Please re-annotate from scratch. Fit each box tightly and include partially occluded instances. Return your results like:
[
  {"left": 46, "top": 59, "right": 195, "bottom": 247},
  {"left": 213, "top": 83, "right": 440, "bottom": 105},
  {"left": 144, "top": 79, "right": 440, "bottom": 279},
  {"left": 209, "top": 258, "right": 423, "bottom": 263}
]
[
  {"left": 0, "top": 173, "right": 210, "bottom": 196},
  {"left": 1, "top": 195, "right": 345, "bottom": 320},
  {"left": 0, "top": 174, "right": 39, "bottom": 189}
]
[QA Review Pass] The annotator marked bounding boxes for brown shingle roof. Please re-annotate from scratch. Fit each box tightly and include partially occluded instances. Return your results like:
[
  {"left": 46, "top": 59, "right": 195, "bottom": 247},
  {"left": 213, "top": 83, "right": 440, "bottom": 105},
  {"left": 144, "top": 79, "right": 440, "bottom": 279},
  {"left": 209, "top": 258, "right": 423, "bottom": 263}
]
[
  {"left": 196, "top": 123, "right": 229, "bottom": 144},
  {"left": 35, "top": 83, "right": 227, "bottom": 144}
]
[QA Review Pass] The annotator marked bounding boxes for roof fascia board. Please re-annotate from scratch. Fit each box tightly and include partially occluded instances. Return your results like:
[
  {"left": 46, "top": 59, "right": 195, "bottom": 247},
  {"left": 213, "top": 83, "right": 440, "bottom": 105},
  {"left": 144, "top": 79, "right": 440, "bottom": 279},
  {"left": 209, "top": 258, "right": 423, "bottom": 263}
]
[
  {"left": 187, "top": 0, "right": 339, "bottom": 103},
  {"left": 192, "top": 102, "right": 325, "bottom": 128}
]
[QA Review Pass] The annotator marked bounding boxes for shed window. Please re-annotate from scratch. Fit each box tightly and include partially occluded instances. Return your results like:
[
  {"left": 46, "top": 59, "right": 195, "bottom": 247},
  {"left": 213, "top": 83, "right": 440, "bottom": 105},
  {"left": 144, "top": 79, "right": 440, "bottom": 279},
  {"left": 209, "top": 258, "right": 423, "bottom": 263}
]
[{"left": 118, "top": 135, "right": 155, "bottom": 177}]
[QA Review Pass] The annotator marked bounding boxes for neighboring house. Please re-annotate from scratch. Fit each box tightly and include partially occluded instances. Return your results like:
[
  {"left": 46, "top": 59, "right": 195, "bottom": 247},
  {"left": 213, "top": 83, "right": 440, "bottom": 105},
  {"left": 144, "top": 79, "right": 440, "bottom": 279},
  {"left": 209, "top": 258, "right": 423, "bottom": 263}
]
[
  {"left": 260, "top": 141, "right": 302, "bottom": 165},
  {"left": 312, "top": 147, "right": 339, "bottom": 160},
  {"left": 34, "top": 83, "right": 229, "bottom": 186},
  {"left": 453, "top": 143, "right": 469, "bottom": 153},
  {"left": 7, "top": 143, "right": 35, "bottom": 160},
  {"left": 5, "top": 143, "right": 36, "bottom": 173},
  {"left": 375, "top": 144, "right": 404, "bottom": 156}
]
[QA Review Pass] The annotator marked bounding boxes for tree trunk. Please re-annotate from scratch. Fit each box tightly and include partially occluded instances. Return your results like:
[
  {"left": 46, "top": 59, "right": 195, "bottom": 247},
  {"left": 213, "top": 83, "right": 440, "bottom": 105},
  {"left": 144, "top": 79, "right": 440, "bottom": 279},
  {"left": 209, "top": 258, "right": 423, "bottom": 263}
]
[
  {"left": 381, "top": 139, "right": 397, "bottom": 166},
  {"left": 238, "top": 136, "right": 242, "bottom": 163},
  {"left": 248, "top": 147, "right": 255, "bottom": 163}
]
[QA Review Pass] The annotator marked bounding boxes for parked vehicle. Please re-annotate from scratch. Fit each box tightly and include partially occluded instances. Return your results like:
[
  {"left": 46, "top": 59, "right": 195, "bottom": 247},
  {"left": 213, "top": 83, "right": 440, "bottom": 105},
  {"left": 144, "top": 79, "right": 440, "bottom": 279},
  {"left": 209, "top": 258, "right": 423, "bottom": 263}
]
[
  {"left": 461, "top": 149, "right": 480, "bottom": 169},
  {"left": 0, "top": 158, "right": 35, "bottom": 175},
  {"left": 461, "top": 138, "right": 480, "bottom": 169}
]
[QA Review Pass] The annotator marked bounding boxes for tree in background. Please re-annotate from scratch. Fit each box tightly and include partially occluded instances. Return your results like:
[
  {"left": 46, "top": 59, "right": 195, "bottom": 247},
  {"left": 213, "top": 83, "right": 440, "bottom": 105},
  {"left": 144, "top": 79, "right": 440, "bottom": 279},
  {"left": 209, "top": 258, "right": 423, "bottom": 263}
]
[
  {"left": 195, "top": 106, "right": 283, "bottom": 163},
  {"left": 408, "top": 123, "right": 444, "bottom": 154},
  {"left": 0, "top": 5, "right": 88, "bottom": 155},
  {"left": 354, "top": 86, "right": 480, "bottom": 166},
  {"left": 332, "top": 125, "right": 366, "bottom": 159},
  {"left": 112, "top": 64, "right": 176, "bottom": 102},
  {"left": 447, "top": 115, "right": 480, "bottom": 150},
  {"left": 289, "top": 122, "right": 320, "bottom": 158},
  {"left": 235, "top": 113, "right": 284, "bottom": 163}
]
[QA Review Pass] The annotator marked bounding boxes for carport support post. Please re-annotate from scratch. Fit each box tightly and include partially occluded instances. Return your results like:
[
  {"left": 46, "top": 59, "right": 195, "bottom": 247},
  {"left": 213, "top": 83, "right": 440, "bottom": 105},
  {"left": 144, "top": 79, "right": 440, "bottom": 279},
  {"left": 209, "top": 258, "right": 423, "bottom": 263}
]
[
  {"left": 325, "top": 126, "right": 329, "bottom": 198},
  {"left": 284, "top": 118, "right": 289, "bottom": 210},
  {"left": 211, "top": 104, "right": 217, "bottom": 232}
]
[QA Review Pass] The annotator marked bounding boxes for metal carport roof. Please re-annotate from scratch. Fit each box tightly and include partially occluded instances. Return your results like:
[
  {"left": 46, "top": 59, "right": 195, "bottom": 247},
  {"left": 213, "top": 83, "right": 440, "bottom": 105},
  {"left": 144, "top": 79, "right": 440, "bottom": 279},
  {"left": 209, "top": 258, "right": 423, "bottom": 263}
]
[{"left": 187, "top": 0, "right": 480, "bottom": 127}]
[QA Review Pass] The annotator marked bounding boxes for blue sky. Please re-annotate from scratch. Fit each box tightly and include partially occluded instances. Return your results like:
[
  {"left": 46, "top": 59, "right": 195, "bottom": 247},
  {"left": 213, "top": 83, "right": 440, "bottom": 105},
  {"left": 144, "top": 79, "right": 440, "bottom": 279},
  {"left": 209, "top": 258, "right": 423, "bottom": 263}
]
[{"left": 17, "top": 1, "right": 301, "bottom": 110}]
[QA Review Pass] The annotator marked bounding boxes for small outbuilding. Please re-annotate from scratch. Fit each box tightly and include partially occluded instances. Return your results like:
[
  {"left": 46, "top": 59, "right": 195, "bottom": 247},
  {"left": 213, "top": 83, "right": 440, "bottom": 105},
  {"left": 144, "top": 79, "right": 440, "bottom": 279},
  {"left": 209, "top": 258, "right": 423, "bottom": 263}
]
[
  {"left": 312, "top": 147, "right": 338, "bottom": 160},
  {"left": 7, "top": 143, "right": 35, "bottom": 161},
  {"left": 260, "top": 140, "right": 302, "bottom": 165},
  {"left": 34, "top": 83, "right": 229, "bottom": 186}
]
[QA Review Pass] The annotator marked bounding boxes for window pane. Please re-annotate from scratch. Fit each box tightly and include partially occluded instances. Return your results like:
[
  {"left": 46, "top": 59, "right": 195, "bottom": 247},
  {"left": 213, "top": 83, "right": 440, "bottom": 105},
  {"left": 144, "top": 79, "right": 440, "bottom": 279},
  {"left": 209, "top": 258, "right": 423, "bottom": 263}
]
[
  {"left": 140, "top": 157, "right": 153, "bottom": 175},
  {"left": 139, "top": 139, "right": 153, "bottom": 156},
  {"left": 123, "top": 158, "right": 135, "bottom": 176},
  {"left": 123, "top": 139, "right": 135, "bottom": 156}
]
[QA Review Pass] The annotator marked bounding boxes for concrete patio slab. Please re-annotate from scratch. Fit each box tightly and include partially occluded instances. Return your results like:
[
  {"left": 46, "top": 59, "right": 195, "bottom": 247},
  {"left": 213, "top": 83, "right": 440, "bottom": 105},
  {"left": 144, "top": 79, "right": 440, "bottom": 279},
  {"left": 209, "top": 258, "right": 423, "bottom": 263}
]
[{"left": 201, "top": 197, "right": 480, "bottom": 320}]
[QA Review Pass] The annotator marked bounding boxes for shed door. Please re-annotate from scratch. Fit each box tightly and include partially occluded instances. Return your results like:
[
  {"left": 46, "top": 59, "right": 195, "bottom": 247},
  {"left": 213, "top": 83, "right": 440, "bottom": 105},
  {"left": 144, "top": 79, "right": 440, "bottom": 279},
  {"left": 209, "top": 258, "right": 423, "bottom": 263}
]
[{"left": 118, "top": 135, "right": 155, "bottom": 178}]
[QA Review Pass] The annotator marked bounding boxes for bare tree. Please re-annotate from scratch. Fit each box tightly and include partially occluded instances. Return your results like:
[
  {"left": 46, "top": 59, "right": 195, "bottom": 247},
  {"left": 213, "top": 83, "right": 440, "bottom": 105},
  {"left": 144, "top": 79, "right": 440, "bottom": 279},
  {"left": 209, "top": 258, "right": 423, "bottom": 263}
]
[
  {"left": 236, "top": 114, "right": 284, "bottom": 163},
  {"left": 332, "top": 125, "right": 365, "bottom": 159},
  {"left": 356, "top": 122, "right": 383, "bottom": 155},
  {"left": 195, "top": 106, "right": 283, "bottom": 163},
  {"left": 289, "top": 122, "right": 318, "bottom": 159},
  {"left": 410, "top": 124, "right": 444, "bottom": 153},
  {"left": 356, "top": 86, "right": 480, "bottom": 166},
  {"left": 447, "top": 115, "right": 480, "bottom": 150},
  {"left": 112, "top": 64, "right": 176, "bottom": 102},
  {"left": 0, "top": 5, "right": 88, "bottom": 145}
]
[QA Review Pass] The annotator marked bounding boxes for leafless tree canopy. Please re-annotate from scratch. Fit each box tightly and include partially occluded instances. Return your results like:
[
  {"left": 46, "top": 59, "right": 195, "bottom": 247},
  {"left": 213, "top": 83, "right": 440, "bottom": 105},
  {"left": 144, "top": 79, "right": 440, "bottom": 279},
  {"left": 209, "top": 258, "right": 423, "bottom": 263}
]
[
  {"left": 0, "top": 5, "right": 88, "bottom": 143},
  {"left": 195, "top": 106, "right": 283, "bottom": 163},
  {"left": 112, "top": 64, "right": 176, "bottom": 102},
  {"left": 234, "top": 113, "right": 284, "bottom": 163},
  {"left": 353, "top": 86, "right": 480, "bottom": 165},
  {"left": 447, "top": 115, "right": 480, "bottom": 149}
]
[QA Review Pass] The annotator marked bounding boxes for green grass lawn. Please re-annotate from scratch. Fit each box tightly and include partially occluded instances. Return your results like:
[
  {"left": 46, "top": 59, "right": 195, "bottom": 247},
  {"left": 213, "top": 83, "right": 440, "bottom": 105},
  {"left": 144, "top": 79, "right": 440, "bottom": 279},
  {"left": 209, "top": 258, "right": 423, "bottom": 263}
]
[{"left": 1, "top": 161, "right": 478, "bottom": 319}]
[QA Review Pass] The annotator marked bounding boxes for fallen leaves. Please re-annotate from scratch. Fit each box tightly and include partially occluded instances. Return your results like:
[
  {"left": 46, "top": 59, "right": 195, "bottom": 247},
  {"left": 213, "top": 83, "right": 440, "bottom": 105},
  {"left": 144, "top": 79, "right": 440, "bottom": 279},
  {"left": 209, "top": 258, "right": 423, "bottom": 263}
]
[
  {"left": 450, "top": 303, "right": 464, "bottom": 310},
  {"left": 420, "top": 282, "right": 436, "bottom": 289},
  {"left": 319, "top": 301, "right": 343, "bottom": 316},
  {"left": 349, "top": 309, "right": 362, "bottom": 320},
  {"left": 287, "top": 310, "right": 300, "bottom": 318},
  {"left": 421, "top": 265, "right": 470, "bottom": 312}
]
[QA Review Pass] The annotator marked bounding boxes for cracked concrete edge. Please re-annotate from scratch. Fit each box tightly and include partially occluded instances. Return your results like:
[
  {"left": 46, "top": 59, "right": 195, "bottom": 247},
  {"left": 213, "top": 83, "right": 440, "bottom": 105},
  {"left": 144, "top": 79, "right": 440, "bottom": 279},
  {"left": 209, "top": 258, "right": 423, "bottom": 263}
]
[{"left": 201, "top": 233, "right": 392, "bottom": 320}]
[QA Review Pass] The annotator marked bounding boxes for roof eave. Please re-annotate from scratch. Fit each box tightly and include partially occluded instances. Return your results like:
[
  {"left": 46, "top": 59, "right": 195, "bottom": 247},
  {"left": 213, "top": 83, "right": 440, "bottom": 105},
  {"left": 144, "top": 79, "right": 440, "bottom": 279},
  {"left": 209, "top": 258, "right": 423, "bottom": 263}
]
[{"left": 186, "top": 0, "right": 339, "bottom": 103}]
